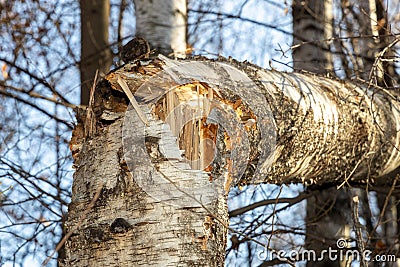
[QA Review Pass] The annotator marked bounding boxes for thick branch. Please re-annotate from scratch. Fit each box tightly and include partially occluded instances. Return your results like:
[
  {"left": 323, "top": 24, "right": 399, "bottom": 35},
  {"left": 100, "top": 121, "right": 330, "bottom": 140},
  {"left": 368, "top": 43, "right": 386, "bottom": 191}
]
[{"left": 104, "top": 56, "right": 400, "bottom": 188}]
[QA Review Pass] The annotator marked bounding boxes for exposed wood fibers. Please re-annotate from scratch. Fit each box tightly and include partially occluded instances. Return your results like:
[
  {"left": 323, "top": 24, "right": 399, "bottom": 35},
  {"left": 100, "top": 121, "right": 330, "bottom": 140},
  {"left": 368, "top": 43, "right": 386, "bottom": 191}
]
[{"left": 151, "top": 81, "right": 257, "bottom": 185}]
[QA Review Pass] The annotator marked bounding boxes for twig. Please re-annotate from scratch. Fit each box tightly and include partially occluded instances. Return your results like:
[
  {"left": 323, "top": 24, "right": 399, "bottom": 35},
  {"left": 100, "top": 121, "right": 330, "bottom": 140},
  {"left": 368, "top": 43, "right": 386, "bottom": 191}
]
[
  {"left": 41, "top": 184, "right": 104, "bottom": 266},
  {"left": 229, "top": 190, "right": 313, "bottom": 217},
  {"left": 369, "top": 174, "right": 399, "bottom": 239},
  {"left": 352, "top": 195, "right": 368, "bottom": 267},
  {"left": 368, "top": 37, "right": 399, "bottom": 86},
  {"left": 0, "top": 81, "right": 77, "bottom": 109}
]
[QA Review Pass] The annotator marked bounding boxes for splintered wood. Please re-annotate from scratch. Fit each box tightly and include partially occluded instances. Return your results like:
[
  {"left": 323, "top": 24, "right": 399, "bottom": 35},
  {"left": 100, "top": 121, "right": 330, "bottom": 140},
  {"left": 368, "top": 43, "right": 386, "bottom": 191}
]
[
  {"left": 151, "top": 81, "right": 256, "bottom": 179},
  {"left": 152, "top": 82, "right": 216, "bottom": 171}
]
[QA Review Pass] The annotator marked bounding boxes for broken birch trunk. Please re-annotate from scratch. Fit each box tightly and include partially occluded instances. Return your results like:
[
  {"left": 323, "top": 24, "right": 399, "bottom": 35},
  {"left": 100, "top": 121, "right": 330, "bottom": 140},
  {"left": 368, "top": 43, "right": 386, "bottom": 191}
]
[
  {"left": 108, "top": 55, "right": 400, "bottom": 188},
  {"left": 64, "top": 55, "right": 400, "bottom": 266}
]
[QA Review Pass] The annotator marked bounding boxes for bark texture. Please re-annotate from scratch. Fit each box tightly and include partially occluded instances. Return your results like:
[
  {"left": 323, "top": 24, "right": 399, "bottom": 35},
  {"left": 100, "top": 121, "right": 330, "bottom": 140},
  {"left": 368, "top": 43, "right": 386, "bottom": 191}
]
[{"left": 101, "top": 55, "right": 400, "bottom": 189}]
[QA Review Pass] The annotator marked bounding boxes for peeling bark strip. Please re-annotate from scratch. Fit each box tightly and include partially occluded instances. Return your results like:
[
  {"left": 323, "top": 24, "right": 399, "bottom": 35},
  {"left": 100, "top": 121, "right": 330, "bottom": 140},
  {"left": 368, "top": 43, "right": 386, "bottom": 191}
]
[{"left": 107, "top": 55, "right": 400, "bottom": 189}]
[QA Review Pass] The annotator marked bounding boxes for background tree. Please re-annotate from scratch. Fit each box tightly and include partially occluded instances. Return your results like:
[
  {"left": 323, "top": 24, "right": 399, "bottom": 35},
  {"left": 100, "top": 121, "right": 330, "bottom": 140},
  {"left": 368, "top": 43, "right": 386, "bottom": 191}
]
[
  {"left": 80, "top": 0, "right": 112, "bottom": 105},
  {"left": 134, "top": 0, "right": 187, "bottom": 56}
]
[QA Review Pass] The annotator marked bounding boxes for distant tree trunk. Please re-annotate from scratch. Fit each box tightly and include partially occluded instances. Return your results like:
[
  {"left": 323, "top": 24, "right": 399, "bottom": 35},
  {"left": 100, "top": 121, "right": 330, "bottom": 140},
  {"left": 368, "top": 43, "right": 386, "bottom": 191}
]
[
  {"left": 365, "top": 0, "right": 397, "bottom": 87},
  {"left": 352, "top": 0, "right": 375, "bottom": 79},
  {"left": 80, "top": 0, "right": 112, "bottom": 105},
  {"left": 337, "top": 0, "right": 398, "bottom": 86},
  {"left": 292, "top": 1, "right": 351, "bottom": 266},
  {"left": 134, "top": 0, "right": 187, "bottom": 57},
  {"left": 292, "top": 0, "right": 330, "bottom": 74}
]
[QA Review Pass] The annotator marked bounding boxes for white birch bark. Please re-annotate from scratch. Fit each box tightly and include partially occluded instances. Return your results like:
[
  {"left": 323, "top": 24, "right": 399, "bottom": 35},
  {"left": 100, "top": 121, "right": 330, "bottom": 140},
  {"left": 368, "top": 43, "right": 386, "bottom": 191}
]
[{"left": 134, "top": 0, "right": 187, "bottom": 57}]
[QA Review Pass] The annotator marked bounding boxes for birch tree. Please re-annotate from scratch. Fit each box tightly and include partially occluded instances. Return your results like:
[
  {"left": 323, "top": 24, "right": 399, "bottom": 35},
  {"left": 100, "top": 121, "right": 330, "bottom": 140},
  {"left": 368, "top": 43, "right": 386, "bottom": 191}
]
[
  {"left": 64, "top": 50, "right": 400, "bottom": 265},
  {"left": 63, "top": 1, "right": 400, "bottom": 266},
  {"left": 134, "top": 0, "right": 187, "bottom": 57}
]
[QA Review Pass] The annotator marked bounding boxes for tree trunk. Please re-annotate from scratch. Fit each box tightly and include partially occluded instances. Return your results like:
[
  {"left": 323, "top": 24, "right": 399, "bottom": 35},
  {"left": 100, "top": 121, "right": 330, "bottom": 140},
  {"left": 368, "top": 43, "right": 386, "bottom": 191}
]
[
  {"left": 80, "top": 0, "right": 112, "bottom": 105},
  {"left": 292, "top": 0, "right": 330, "bottom": 74},
  {"left": 134, "top": 0, "right": 187, "bottom": 57},
  {"left": 65, "top": 55, "right": 400, "bottom": 265}
]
